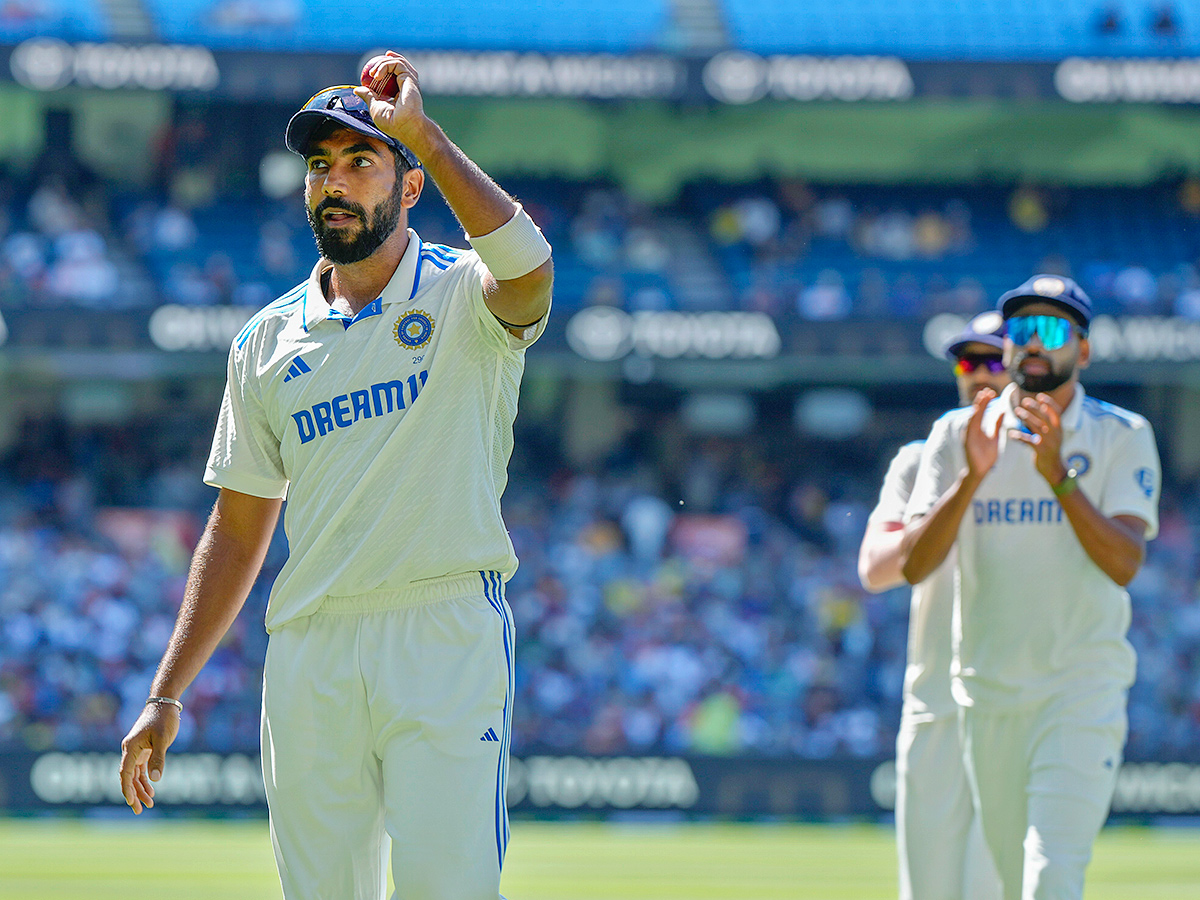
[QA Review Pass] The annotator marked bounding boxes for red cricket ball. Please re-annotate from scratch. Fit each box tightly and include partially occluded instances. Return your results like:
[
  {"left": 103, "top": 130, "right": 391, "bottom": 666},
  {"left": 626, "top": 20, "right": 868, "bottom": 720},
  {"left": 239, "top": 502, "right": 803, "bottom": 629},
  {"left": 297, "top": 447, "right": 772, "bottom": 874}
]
[{"left": 361, "top": 55, "right": 399, "bottom": 99}]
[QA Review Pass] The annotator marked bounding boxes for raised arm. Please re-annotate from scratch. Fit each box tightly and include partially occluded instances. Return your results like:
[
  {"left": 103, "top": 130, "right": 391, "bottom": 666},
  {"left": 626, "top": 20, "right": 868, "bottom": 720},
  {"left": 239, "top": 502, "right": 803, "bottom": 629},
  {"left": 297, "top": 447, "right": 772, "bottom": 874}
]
[
  {"left": 901, "top": 468, "right": 984, "bottom": 584},
  {"left": 902, "top": 390, "right": 1001, "bottom": 584},
  {"left": 1012, "top": 392, "right": 1150, "bottom": 586},
  {"left": 356, "top": 55, "right": 553, "bottom": 334},
  {"left": 118, "top": 488, "right": 281, "bottom": 813}
]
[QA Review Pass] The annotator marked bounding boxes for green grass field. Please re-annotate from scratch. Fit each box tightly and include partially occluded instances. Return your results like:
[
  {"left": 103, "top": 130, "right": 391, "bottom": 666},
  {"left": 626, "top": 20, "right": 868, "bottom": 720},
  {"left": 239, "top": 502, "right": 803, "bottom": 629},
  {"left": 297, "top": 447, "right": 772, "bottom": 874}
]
[{"left": 0, "top": 818, "right": 1197, "bottom": 899}]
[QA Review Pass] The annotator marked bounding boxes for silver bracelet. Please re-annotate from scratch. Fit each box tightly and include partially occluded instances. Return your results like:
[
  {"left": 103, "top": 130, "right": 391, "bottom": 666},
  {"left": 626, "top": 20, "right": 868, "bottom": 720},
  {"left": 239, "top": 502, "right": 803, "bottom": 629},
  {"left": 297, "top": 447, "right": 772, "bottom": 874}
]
[{"left": 146, "top": 696, "right": 183, "bottom": 713}]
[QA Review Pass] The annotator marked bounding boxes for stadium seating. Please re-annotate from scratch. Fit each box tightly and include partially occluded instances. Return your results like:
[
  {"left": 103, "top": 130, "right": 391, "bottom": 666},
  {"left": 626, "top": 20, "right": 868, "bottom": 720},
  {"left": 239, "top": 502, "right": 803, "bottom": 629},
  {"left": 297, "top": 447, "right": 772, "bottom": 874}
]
[
  {"left": 723, "top": 0, "right": 1195, "bottom": 58},
  {"left": 142, "top": 0, "right": 671, "bottom": 52},
  {"left": 0, "top": 399, "right": 1195, "bottom": 759},
  {"left": 0, "top": 0, "right": 108, "bottom": 42},
  {"left": 11, "top": 169, "right": 1200, "bottom": 320},
  {"left": 8, "top": 0, "right": 1194, "bottom": 57},
  {"left": 3, "top": 166, "right": 1198, "bottom": 763}
]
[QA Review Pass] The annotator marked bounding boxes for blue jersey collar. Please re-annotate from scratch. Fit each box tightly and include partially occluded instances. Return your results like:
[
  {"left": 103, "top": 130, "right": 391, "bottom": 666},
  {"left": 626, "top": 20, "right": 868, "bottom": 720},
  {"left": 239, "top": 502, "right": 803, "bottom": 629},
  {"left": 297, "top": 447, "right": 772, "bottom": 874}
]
[{"left": 301, "top": 228, "right": 422, "bottom": 331}]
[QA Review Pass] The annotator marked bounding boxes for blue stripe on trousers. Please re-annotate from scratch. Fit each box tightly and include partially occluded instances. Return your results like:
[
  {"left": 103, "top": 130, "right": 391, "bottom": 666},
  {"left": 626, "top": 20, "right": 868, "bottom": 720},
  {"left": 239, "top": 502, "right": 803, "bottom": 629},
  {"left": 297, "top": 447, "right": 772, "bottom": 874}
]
[{"left": 481, "top": 571, "right": 513, "bottom": 870}]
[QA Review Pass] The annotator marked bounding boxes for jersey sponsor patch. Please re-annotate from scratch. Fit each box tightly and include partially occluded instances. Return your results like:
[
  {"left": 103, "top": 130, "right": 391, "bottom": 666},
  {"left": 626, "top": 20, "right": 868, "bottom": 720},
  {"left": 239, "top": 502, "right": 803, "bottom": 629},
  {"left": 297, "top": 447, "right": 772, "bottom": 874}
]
[
  {"left": 290, "top": 370, "right": 428, "bottom": 444},
  {"left": 973, "top": 497, "right": 1065, "bottom": 524},
  {"left": 394, "top": 309, "right": 435, "bottom": 349},
  {"left": 1135, "top": 467, "right": 1156, "bottom": 498}
]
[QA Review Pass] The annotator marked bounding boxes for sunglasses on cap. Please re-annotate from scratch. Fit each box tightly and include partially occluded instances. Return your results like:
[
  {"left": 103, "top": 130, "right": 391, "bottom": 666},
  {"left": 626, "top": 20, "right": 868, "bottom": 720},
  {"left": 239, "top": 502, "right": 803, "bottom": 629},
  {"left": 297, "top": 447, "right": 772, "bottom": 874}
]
[
  {"left": 296, "top": 85, "right": 420, "bottom": 169},
  {"left": 301, "top": 84, "right": 372, "bottom": 111},
  {"left": 954, "top": 354, "right": 1006, "bottom": 376},
  {"left": 1006, "top": 315, "right": 1080, "bottom": 351}
]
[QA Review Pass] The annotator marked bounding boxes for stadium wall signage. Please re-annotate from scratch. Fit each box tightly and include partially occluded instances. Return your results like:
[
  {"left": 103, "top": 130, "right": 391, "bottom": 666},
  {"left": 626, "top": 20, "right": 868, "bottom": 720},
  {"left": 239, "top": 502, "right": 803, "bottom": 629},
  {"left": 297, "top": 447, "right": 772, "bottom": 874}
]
[
  {"left": 147, "top": 304, "right": 257, "bottom": 352},
  {"left": 4, "top": 751, "right": 1197, "bottom": 818},
  {"left": 505, "top": 756, "right": 700, "bottom": 809},
  {"left": 565, "top": 308, "right": 782, "bottom": 361},
  {"left": 1, "top": 307, "right": 1199, "bottom": 373},
  {"left": 9, "top": 38, "right": 219, "bottom": 92},
  {"left": 1056, "top": 58, "right": 1200, "bottom": 104},
  {"left": 925, "top": 312, "right": 1200, "bottom": 364},
  {"left": 5, "top": 42, "right": 1200, "bottom": 105},
  {"left": 701, "top": 52, "right": 914, "bottom": 104},
  {"left": 379, "top": 51, "right": 684, "bottom": 100}
]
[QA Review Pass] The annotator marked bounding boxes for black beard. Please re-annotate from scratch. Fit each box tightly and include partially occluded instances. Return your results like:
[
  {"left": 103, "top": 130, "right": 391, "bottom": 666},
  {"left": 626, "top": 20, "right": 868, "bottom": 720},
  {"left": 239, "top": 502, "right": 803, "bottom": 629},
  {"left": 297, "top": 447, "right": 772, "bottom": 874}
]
[
  {"left": 307, "top": 190, "right": 403, "bottom": 264},
  {"left": 1012, "top": 352, "right": 1073, "bottom": 393}
]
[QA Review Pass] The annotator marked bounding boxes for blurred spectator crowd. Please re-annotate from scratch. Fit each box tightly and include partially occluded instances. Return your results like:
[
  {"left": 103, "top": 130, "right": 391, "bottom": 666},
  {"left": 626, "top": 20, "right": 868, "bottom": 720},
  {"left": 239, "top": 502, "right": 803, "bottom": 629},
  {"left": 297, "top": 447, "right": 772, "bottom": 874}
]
[
  {"left": 1, "top": 412, "right": 1198, "bottom": 763},
  {"left": 2, "top": 143, "right": 1199, "bottom": 764},
  {"left": 5, "top": 161, "right": 1200, "bottom": 323}
]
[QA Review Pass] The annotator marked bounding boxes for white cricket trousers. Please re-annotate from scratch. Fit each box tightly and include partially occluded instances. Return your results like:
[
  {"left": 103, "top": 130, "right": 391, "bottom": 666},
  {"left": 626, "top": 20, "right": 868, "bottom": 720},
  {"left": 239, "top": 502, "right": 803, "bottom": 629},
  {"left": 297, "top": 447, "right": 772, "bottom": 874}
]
[
  {"left": 960, "top": 688, "right": 1127, "bottom": 900},
  {"left": 261, "top": 571, "right": 514, "bottom": 900},
  {"left": 896, "top": 713, "right": 1001, "bottom": 900}
]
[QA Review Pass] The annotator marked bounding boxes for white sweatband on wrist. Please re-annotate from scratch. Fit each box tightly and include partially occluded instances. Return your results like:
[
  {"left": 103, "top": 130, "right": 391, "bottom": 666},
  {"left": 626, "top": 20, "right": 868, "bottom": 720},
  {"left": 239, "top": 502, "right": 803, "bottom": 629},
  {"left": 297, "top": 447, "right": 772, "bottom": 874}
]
[{"left": 467, "top": 204, "right": 552, "bottom": 282}]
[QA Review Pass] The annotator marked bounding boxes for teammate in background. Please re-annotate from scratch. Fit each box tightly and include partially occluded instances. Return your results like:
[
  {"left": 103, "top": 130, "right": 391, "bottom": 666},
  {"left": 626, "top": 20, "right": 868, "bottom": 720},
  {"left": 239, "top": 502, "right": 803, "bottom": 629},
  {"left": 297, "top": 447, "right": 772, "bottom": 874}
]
[
  {"left": 119, "top": 53, "right": 552, "bottom": 900},
  {"left": 859, "top": 311, "right": 1007, "bottom": 900},
  {"left": 901, "top": 276, "right": 1160, "bottom": 900}
]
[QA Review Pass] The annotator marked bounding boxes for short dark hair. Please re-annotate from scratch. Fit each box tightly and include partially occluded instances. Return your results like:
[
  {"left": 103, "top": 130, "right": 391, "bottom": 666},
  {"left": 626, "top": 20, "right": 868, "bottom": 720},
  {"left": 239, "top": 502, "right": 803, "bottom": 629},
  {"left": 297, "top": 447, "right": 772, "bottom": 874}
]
[{"left": 302, "top": 120, "right": 413, "bottom": 177}]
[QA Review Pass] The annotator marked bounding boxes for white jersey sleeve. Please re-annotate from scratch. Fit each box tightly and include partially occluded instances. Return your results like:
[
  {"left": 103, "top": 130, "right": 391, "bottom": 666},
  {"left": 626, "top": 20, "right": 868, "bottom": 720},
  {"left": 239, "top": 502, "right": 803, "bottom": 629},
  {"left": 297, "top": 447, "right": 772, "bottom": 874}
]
[
  {"left": 205, "top": 335, "right": 289, "bottom": 500},
  {"left": 869, "top": 441, "right": 924, "bottom": 525},
  {"left": 905, "top": 410, "right": 966, "bottom": 523},
  {"left": 462, "top": 254, "right": 550, "bottom": 353},
  {"left": 1093, "top": 415, "right": 1161, "bottom": 540}
]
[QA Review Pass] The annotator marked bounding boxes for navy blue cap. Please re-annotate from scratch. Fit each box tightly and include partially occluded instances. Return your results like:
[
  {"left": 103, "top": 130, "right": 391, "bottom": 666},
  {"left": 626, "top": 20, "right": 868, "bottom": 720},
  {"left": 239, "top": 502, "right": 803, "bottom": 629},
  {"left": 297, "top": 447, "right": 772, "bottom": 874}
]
[
  {"left": 286, "top": 86, "right": 420, "bottom": 170},
  {"left": 998, "top": 275, "right": 1092, "bottom": 329},
  {"left": 944, "top": 311, "right": 1007, "bottom": 360}
]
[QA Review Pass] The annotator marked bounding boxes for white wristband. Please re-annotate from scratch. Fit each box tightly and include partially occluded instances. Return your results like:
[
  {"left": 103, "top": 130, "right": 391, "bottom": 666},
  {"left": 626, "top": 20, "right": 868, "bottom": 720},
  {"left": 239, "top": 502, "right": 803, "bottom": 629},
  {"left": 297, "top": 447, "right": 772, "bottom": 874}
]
[{"left": 467, "top": 204, "right": 552, "bottom": 282}]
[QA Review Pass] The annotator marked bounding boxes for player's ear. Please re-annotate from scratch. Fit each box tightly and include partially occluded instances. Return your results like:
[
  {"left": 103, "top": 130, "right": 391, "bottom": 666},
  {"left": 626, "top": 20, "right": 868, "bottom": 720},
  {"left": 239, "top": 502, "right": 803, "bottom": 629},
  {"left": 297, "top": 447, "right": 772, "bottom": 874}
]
[
  {"left": 1077, "top": 332, "right": 1091, "bottom": 369},
  {"left": 401, "top": 166, "right": 424, "bottom": 208}
]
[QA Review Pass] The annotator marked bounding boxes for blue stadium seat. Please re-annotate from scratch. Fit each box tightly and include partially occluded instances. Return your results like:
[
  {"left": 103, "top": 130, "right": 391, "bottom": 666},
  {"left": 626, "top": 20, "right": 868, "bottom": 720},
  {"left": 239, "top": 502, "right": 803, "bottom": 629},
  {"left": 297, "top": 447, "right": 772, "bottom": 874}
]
[
  {"left": 15, "top": 0, "right": 1195, "bottom": 56},
  {"left": 722, "top": 0, "right": 1196, "bottom": 59},
  {"left": 143, "top": 0, "right": 670, "bottom": 52},
  {"left": 0, "top": 0, "right": 108, "bottom": 42}
]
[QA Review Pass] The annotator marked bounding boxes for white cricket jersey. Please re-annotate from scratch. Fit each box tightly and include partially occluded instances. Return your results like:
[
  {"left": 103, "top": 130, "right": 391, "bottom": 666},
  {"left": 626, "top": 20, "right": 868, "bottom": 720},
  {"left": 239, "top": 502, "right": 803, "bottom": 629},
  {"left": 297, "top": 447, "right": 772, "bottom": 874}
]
[
  {"left": 868, "top": 440, "right": 958, "bottom": 721},
  {"left": 205, "top": 229, "right": 546, "bottom": 631},
  {"left": 906, "top": 383, "right": 1160, "bottom": 710}
]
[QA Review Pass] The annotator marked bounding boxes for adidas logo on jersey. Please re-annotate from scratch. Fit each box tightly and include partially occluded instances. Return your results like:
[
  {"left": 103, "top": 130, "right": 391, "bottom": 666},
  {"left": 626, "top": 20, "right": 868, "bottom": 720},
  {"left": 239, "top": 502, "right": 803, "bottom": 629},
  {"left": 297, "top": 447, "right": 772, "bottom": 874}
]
[
  {"left": 480, "top": 728, "right": 500, "bottom": 742},
  {"left": 283, "top": 356, "right": 312, "bottom": 382}
]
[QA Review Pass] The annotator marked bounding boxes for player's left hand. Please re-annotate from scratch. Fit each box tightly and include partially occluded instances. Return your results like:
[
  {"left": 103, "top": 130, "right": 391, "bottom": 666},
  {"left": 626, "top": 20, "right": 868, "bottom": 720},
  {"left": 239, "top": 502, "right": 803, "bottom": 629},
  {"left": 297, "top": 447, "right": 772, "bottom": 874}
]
[
  {"left": 1010, "top": 392, "right": 1066, "bottom": 483},
  {"left": 118, "top": 702, "right": 180, "bottom": 814},
  {"left": 354, "top": 52, "right": 428, "bottom": 154}
]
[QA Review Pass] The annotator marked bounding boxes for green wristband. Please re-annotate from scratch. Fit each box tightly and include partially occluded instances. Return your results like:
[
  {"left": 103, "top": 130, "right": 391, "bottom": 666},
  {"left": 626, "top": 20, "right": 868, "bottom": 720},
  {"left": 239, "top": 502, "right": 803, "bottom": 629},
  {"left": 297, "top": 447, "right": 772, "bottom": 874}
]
[{"left": 1051, "top": 473, "right": 1078, "bottom": 498}]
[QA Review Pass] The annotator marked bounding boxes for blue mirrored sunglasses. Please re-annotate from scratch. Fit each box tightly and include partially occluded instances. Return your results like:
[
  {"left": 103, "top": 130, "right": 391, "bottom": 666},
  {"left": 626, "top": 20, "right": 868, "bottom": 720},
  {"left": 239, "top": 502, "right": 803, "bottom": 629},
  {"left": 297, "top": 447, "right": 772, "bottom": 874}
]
[{"left": 1007, "top": 315, "right": 1076, "bottom": 350}]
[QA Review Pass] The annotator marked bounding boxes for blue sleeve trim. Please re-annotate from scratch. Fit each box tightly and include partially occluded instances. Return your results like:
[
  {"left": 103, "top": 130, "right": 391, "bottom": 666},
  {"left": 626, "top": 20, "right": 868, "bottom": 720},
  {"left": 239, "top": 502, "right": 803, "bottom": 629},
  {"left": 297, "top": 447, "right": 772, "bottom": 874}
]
[
  {"left": 423, "top": 243, "right": 462, "bottom": 263},
  {"left": 1082, "top": 397, "right": 1138, "bottom": 428},
  {"left": 236, "top": 283, "right": 307, "bottom": 349}
]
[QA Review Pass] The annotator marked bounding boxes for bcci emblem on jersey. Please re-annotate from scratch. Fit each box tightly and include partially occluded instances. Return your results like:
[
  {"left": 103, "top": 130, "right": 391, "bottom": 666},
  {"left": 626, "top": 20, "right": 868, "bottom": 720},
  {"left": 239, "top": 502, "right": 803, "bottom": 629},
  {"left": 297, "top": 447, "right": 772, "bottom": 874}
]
[
  {"left": 1065, "top": 452, "right": 1091, "bottom": 477},
  {"left": 395, "top": 310, "right": 435, "bottom": 349}
]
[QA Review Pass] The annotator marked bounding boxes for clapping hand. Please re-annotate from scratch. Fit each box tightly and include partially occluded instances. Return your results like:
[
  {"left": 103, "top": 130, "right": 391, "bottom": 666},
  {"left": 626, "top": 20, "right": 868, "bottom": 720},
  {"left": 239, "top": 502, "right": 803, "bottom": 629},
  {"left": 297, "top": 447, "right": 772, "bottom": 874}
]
[
  {"left": 1011, "top": 393, "right": 1066, "bottom": 483},
  {"left": 964, "top": 387, "right": 1002, "bottom": 480}
]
